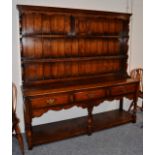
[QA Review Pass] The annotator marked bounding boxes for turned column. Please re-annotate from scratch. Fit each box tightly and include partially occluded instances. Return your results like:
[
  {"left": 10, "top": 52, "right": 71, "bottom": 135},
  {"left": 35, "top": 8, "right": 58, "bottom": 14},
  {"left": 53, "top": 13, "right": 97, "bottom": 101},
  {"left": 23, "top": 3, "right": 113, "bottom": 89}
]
[
  {"left": 119, "top": 98, "right": 123, "bottom": 111},
  {"left": 87, "top": 106, "right": 94, "bottom": 135}
]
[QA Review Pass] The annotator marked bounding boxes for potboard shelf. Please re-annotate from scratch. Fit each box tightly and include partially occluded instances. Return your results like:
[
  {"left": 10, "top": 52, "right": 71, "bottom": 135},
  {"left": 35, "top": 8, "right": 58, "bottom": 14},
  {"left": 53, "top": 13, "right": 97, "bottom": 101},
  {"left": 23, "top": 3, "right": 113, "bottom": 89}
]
[{"left": 32, "top": 109, "right": 133, "bottom": 146}]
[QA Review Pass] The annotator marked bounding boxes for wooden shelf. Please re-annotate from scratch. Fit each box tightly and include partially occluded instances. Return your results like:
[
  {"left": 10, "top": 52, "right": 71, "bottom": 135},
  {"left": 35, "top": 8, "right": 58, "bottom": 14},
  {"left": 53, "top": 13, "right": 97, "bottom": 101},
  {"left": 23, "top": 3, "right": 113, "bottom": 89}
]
[
  {"left": 22, "top": 55, "right": 127, "bottom": 63},
  {"left": 21, "top": 33, "right": 128, "bottom": 39},
  {"left": 32, "top": 110, "right": 134, "bottom": 146}
]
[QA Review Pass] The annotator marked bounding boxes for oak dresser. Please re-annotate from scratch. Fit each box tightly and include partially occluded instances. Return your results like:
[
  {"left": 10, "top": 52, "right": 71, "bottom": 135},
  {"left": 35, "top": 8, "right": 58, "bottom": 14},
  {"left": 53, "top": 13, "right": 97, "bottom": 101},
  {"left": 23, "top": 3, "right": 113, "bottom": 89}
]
[{"left": 17, "top": 5, "right": 139, "bottom": 149}]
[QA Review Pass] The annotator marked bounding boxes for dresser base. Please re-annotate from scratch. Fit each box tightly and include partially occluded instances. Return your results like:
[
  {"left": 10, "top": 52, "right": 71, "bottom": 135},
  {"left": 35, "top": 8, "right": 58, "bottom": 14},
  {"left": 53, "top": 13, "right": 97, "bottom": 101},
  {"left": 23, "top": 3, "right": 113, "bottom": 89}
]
[{"left": 31, "top": 109, "right": 134, "bottom": 148}]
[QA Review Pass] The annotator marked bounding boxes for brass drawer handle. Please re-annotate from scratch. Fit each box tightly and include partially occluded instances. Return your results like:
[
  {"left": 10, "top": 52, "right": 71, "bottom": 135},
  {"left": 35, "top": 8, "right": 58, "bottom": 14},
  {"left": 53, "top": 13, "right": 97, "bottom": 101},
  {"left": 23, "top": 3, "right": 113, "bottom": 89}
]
[{"left": 46, "top": 99, "right": 55, "bottom": 105}]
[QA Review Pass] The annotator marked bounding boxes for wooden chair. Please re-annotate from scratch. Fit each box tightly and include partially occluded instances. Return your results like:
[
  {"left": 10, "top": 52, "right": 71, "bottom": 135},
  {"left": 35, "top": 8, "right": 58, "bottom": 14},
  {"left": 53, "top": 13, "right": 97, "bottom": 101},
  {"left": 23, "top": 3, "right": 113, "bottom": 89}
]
[
  {"left": 12, "top": 83, "right": 24, "bottom": 155},
  {"left": 128, "top": 68, "right": 143, "bottom": 111}
]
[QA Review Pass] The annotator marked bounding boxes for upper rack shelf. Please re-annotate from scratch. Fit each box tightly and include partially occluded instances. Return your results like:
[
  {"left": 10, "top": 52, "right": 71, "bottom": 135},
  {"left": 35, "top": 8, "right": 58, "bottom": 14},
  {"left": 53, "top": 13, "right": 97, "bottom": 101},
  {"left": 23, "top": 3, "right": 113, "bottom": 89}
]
[
  {"left": 21, "top": 55, "right": 128, "bottom": 63},
  {"left": 20, "top": 33, "right": 129, "bottom": 39}
]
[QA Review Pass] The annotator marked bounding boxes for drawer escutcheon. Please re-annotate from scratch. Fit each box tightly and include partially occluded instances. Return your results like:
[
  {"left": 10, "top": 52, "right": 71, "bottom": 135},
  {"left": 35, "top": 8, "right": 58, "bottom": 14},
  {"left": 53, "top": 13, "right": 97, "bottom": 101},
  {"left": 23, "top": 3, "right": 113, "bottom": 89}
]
[{"left": 46, "top": 99, "right": 55, "bottom": 105}]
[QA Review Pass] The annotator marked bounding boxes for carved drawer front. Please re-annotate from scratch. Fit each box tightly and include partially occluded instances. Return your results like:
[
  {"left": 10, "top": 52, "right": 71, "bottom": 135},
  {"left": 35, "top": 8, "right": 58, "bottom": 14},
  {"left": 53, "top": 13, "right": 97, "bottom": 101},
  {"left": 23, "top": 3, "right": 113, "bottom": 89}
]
[
  {"left": 111, "top": 84, "right": 137, "bottom": 96},
  {"left": 30, "top": 94, "right": 70, "bottom": 109},
  {"left": 74, "top": 89, "right": 106, "bottom": 102}
]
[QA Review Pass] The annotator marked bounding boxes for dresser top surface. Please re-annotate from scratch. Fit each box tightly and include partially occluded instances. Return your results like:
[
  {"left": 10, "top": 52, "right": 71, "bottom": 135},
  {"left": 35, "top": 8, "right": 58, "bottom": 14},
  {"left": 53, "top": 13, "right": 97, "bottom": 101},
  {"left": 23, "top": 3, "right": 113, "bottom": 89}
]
[{"left": 23, "top": 78, "right": 139, "bottom": 97}]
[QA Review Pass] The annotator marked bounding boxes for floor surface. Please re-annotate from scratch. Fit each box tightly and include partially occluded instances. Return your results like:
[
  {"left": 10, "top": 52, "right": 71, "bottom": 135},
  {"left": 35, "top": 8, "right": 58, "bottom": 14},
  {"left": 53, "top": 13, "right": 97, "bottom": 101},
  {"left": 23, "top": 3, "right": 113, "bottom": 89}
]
[{"left": 13, "top": 111, "right": 143, "bottom": 155}]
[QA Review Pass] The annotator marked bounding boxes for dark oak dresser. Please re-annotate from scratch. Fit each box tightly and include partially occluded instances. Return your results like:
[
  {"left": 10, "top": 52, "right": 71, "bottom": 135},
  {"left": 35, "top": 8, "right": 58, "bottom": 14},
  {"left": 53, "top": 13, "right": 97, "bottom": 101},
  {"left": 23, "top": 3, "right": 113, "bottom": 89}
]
[{"left": 17, "top": 5, "right": 139, "bottom": 149}]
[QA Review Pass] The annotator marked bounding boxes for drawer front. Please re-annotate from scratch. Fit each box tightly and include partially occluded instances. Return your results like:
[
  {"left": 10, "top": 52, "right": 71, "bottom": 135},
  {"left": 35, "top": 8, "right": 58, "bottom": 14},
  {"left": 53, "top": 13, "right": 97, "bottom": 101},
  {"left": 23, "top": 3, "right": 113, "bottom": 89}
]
[
  {"left": 111, "top": 84, "right": 137, "bottom": 96},
  {"left": 30, "top": 94, "right": 70, "bottom": 109},
  {"left": 74, "top": 89, "right": 106, "bottom": 102}
]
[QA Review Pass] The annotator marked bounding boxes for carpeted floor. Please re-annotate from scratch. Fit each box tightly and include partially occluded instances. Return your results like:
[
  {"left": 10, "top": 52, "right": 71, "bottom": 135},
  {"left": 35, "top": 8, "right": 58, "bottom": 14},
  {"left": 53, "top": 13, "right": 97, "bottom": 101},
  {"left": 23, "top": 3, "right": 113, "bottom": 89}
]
[{"left": 13, "top": 112, "right": 143, "bottom": 155}]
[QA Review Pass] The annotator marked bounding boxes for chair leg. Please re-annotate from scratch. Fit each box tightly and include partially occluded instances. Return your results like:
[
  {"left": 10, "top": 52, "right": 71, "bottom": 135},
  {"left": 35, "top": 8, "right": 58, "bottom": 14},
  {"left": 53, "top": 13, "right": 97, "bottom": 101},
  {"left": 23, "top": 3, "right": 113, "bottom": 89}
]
[
  {"left": 119, "top": 98, "right": 123, "bottom": 111},
  {"left": 141, "top": 100, "right": 143, "bottom": 111},
  {"left": 128, "top": 101, "right": 134, "bottom": 112},
  {"left": 15, "top": 124, "right": 24, "bottom": 155},
  {"left": 128, "top": 99, "right": 143, "bottom": 113}
]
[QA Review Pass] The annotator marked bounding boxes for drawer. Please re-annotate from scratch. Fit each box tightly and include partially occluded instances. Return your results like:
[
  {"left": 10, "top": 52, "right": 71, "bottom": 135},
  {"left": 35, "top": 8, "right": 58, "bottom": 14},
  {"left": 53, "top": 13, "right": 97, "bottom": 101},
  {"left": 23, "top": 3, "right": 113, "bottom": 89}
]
[
  {"left": 111, "top": 84, "right": 137, "bottom": 96},
  {"left": 74, "top": 89, "right": 106, "bottom": 102},
  {"left": 30, "top": 94, "right": 70, "bottom": 109}
]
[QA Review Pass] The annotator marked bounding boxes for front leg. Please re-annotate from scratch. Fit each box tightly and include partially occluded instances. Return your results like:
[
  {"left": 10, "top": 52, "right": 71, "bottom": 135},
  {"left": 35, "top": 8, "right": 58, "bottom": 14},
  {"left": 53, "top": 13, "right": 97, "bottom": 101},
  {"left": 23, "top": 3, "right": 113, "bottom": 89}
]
[
  {"left": 87, "top": 105, "right": 94, "bottom": 135},
  {"left": 119, "top": 98, "right": 123, "bottom": 111},
  {"left": 24, "top": 99, "right": 33, "bottom": 150}
]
